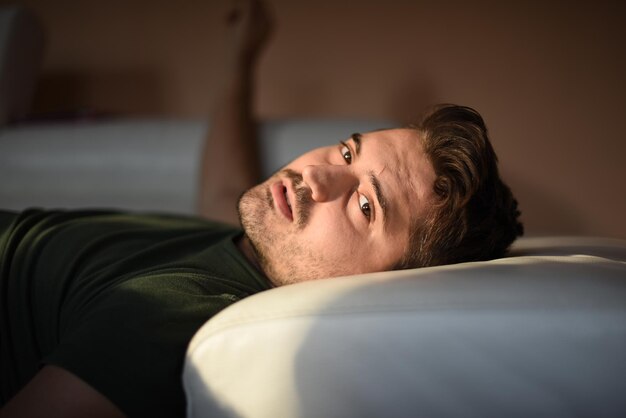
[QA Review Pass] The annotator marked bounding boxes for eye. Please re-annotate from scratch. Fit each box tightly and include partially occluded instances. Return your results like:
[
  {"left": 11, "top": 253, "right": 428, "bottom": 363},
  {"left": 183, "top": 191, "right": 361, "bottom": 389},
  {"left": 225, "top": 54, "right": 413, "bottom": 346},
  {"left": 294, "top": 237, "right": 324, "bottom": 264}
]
[
  {"left": 340, "top": 143, "right": 352, "bottom": 164},
  {"left": 359, "top": 194, "right": 371, "bottom": 220}
]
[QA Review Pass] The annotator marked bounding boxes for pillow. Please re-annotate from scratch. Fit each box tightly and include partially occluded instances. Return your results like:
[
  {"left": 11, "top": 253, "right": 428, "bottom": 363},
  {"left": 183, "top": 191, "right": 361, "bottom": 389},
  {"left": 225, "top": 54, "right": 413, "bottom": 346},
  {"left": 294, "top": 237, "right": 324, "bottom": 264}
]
[{"left": 184, "top": 236, "right": 626, "bottom": 418}]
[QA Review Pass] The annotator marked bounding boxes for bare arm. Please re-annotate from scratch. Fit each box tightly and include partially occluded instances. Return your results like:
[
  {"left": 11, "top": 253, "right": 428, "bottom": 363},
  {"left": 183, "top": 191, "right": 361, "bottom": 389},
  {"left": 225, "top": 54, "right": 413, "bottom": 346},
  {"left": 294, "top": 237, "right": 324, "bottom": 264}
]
[
  {"left": 0, "top": 366, "right": 125, "bottom": 418},
  {"left": 197, "top": 0, "right": 273, "bottom": 224}
]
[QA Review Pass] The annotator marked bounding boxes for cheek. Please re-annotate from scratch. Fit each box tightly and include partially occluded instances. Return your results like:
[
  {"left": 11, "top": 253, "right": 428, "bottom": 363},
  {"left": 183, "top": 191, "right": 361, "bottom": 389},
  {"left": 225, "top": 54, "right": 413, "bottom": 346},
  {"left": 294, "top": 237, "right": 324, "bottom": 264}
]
[
  {"left": 308, "top": 207, "right": 406, "bottom": 272},
  {"left": 305, "top": 206, "right": 364, "bottom": 259}
]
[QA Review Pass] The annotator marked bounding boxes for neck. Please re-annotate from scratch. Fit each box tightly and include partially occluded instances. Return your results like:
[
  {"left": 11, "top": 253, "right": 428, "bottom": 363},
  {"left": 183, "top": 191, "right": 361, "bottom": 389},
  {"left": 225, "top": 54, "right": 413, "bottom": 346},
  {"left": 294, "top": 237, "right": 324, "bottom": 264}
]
[{"left": 236, "top": 235, "right": 275, "bottom": 286}]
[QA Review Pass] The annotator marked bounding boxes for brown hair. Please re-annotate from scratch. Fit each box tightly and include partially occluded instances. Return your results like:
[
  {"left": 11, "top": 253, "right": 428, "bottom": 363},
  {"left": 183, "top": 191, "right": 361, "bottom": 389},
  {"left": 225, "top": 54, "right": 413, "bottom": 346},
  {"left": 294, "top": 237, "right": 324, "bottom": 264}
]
[{"left": 395, "top": 104, "right": 523, "bottom": 269}]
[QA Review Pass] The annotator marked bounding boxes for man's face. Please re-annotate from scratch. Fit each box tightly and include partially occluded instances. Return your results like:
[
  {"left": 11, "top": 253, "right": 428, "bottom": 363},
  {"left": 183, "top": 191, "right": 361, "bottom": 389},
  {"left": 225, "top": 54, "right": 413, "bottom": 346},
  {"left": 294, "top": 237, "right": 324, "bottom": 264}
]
[{"left": 238, "top": 128, "right": 437, "bottom": 286}]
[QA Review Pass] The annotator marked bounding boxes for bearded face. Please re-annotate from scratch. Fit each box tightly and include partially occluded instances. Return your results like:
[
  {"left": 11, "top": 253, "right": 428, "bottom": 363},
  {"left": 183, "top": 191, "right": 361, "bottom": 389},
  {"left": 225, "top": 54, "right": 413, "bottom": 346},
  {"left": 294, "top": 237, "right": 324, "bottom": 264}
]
[{"left": 237, "top": 129, "right": 436, "bottom": 286}]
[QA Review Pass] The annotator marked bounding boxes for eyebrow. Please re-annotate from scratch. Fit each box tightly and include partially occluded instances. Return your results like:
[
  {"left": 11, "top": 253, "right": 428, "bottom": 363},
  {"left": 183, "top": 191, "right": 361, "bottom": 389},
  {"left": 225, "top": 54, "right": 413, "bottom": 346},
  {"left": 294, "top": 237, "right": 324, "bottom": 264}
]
[
  {"left": 369, "top": 172, "right": 389, "bottom": 229},
  {"left": 351, "top": 132, "right": 389, "bottom": 228},
  {"left": 351, "top": 133, "right": 362, "bottom": 155}
]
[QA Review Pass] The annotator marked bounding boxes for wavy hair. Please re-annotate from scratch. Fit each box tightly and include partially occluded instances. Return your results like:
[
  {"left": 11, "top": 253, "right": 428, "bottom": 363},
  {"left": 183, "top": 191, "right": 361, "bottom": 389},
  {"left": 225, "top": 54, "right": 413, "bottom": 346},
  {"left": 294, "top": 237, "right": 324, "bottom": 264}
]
[{"left": 395, "top": 104, "right": 524, "bottom": 268}]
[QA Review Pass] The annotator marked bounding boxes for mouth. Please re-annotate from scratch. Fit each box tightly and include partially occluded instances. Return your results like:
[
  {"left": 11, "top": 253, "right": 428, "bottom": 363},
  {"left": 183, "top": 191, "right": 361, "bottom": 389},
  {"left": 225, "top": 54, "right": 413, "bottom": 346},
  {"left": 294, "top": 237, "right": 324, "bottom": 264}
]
[{"left": 270, "top": 181, "right": 294, "bottom": 221}]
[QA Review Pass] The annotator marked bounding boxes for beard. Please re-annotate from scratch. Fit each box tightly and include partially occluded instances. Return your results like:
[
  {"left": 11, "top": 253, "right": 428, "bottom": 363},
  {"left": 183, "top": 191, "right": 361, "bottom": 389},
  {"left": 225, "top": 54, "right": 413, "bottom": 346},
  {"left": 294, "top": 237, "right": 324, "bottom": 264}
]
[
  {"left": 238, "top": 168, "right": 311, "bottom": 230},
  {"left": 237, "top": 169, "right": 327, "bottom": 285}
]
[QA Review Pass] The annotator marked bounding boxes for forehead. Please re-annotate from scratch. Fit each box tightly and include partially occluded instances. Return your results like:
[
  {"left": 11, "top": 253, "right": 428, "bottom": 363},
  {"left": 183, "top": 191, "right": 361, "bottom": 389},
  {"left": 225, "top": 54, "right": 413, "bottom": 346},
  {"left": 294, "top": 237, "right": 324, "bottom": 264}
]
[{"left": 359, "top": 128, "right": 436, "bottom": 229}]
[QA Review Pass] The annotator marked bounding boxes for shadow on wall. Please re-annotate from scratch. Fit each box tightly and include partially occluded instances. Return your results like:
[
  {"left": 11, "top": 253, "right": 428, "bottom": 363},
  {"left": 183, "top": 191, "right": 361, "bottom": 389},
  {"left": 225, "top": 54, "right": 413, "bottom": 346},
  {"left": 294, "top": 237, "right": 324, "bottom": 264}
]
[
  {"left": 387, "top": 77, "right": 437, "bottom": 125},
  {"left": 504, "top": 169, "right": 586, "bottom": 237},
  {"left": 32, "top": 70, "right": 167, "bottom": 116}
]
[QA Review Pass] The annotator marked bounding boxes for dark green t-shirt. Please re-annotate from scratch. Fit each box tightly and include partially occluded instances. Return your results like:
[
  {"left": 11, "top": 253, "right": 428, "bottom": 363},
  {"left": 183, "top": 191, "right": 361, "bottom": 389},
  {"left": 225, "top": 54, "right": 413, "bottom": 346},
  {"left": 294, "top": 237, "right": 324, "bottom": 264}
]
[{"left": 0, "top": 209, "right": 271, "bottom": 417}]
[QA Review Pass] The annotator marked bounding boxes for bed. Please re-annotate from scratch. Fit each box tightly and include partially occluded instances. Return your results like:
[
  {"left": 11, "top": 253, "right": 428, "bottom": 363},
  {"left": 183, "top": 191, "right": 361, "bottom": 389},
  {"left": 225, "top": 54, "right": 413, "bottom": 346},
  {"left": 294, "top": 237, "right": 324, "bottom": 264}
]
[{"left": 2, "top": 6, "right": 625, "bottom": 416}]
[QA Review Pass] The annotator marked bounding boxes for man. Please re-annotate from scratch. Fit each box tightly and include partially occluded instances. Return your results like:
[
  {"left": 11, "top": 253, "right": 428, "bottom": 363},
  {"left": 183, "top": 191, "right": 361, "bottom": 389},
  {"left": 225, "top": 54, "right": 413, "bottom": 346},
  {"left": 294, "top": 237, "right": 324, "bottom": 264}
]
[{"left": 0, "top": 1, "right": 522, "bottom": 417}]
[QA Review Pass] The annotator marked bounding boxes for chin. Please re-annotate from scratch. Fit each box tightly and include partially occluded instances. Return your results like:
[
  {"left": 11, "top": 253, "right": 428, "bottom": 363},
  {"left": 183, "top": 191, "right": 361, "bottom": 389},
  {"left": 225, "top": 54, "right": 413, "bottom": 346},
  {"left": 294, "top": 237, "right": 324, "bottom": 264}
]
[{"left": 237, "top": 183, "right": 346, "bottom": 286}]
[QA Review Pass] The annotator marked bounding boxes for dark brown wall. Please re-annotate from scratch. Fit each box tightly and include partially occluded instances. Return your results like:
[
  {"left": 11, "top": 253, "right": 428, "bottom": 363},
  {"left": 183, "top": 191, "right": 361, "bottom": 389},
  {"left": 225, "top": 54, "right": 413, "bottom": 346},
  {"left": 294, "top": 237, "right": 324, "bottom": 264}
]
[{"left": 7, "top": 0, "right": 626, "bottom": 238}]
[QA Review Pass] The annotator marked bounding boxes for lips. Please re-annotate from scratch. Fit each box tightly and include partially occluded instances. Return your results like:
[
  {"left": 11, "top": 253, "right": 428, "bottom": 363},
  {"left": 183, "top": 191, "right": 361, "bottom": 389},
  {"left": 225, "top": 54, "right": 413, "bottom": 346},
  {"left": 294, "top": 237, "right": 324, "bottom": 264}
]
[{"left": 270, "top": 181, "right": 294, "bottom": 221}]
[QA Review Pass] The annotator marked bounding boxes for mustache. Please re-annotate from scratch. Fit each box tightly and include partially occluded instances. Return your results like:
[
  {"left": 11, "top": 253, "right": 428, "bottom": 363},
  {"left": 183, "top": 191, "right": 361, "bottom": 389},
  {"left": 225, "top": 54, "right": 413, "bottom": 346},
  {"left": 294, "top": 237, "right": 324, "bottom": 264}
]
[{"left": 281, "top": 169, "right": 312, "bottom": 228}]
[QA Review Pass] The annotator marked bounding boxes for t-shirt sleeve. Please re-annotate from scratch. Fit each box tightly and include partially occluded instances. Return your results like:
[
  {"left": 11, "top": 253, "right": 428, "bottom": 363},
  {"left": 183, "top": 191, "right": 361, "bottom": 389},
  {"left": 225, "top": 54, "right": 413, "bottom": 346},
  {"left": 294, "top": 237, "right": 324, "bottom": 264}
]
[{"left": 43, "top": 273, "right": 239, "bottom": 418}]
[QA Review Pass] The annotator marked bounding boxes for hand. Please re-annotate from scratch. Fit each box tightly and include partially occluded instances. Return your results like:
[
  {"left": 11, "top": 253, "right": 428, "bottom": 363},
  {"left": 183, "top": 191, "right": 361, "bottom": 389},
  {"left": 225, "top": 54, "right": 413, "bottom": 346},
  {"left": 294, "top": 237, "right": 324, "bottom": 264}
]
[{"left": 226, "top": 0, "right": 274, "bottom": 70}]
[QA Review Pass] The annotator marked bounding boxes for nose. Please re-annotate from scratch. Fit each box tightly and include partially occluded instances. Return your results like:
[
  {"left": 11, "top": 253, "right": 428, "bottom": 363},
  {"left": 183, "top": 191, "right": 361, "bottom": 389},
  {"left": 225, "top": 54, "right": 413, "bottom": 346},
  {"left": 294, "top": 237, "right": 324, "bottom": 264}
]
[{"left": 302, "top": 165, "right": 357, "bottom": 202}]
